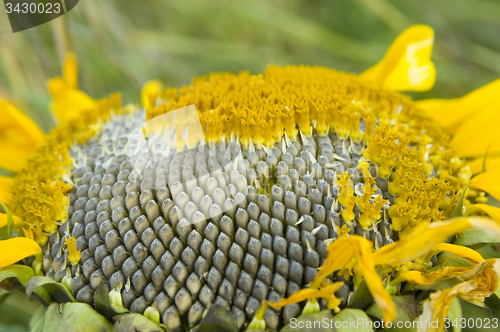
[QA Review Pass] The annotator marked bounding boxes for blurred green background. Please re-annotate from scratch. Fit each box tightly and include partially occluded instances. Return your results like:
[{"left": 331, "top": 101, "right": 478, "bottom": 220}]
[{"left": 1, "top": 0, "right": 500, "bottom": 331}]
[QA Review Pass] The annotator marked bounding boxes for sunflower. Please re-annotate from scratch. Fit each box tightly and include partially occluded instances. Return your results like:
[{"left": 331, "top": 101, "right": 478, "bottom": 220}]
[{"left": 1, "top": 25, "right": 500, "bottom": 332}]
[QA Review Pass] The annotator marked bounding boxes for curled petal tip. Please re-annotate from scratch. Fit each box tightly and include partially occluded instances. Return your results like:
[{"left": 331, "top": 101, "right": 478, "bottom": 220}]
[{"left": 361, "top": 24, "right": 436, "bottom": 92}]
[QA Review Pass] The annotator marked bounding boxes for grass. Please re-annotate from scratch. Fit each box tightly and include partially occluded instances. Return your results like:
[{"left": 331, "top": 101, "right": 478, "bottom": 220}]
[
  {"left": 0, "top": 0, "right": 500, "bottom": 330},
  {"left": 1, "top": 0, "right": 500, "bottom": 132}
]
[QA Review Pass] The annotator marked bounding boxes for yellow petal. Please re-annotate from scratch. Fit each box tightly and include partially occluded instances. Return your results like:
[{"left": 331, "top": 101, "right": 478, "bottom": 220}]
[
  {"left": 265, "top": 282, "right": 344, "bottom": 310},
  {"left": 64, "top": 236, "right": 81, "bottom": 266},
  {"left": 403, "top": 270, "right": 444, "bottom": 286},
  {"left": 48, "top": 88, "right": 96, "bottom": 124},
  {"left": 420, "top": 283, "right": 475, "bottom": 332},
  {"left": 471, "top": 171, "right": 500, "bottom": 202},
  {"left": 402, "top": 266, "right": 474, "bottom": 287},
  {"left": 414, "top": 98, "right": 457, "bottom": 119},
  {"left": 467, "top": 156, "right": 500, "bottom": 175},
  {"left": 266, "top": 288, "right": 320, "bottom": 310},
  {"left": 0, "top": 176, "right": 13, "bottom": 189},
  {"left": 0, "top": 176, "right": 14, "bottom": 206},
  {"left": 473, "top": 204, "right": 500, "bottom": 223},
  {"left": 404, "top": 260, "right": 494, "bottom": 296},
  {"left": 62, "top": 52, "right": 78, "bottom": 89},
  {"left": 0, "top": 237, "right": 41, "bottom": 269},
  {"left": 0, "top": 100, "right": 44, "bottom": 172},
  {"left": 311, "top": 236, "right": 396, "bottom": 322},
  {"left": 0, "top": 189, "right": 12, "bottom": 205},
  {"left": 432, "top": 77, "right": 500, "bottom": 129},
  {"left": 47, "top": 52, "right": 96, "bottom": 124},
  {"left": 418, "top": 262, "right": 497, "bottom": 332},
  {"left": 360, "top": 24, "right": 436, "bottom": 92},
  {"left": 432, "top": 243, "right": 484, "bottom": 263},
  {"left": 353, "top": 236, "right": 396, "bottom": 322},
  {"left": 0, "top": 213, "right": 22, "bottom": 229},
  {"left": 310, "top": 237, "right": 355, "bottom": 289},
  {"left": 373, "top": 217, "right": 500, "bottom": 267},
  {"left": 141, "top": 80, "right": 163, "bottom": 109},
  {"left": 450, "top": 104, "right": 500, "bottom": 157}
]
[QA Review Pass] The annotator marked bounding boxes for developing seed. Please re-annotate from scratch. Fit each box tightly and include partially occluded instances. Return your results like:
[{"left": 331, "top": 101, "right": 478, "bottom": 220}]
[
  {"left": 186, "top": 273, "right": 202, "bottom": 298},
  {"left": 212, "top": 249, "right": 228, "bottom": 272},
  {"left": 176, "top": 218, "right": 193, "bottom": 241},
  {"left": 260, "top": 232, "right": 272, "bottom": 250},
  {"left": 288, "top": 261, "right": 303, "bottom": 285},
  {"left": 206, "top": 267, "right": 223, "bottom": 290},
  {"left": 181, "top": 247, "right": 197, "bottom": 270},
  {"left": 76, "top": 285, "right": 94, "bottom": 305},
  {"left": 191, "top": 211, "right": 207, "bottom": 231},
  {"left": 257, "top": 195, "right": 270, "bottom": 214},
  {"left": 198, "top": 285, "right": 215, "bottom": 307},
  {"left": 272, "top": 236, "right": 287, "bottom": 257}
]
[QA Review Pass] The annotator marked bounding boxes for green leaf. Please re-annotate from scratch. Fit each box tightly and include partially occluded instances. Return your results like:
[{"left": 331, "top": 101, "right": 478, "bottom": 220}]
[
  {"left": 197, "top": 305, "right": 237, "bottom": 332},
  {"left": 30, "top": 306, "right": 47, "bottom": 332},
  {"left": 113, "top": 313, "right": 163, "bottom": 332},
  {"left": 26, "top": 276, "right": 75, "bottom": 304},
  {"left": 447, "top": 298, "right": 462, "bottom": 332},
  {"left": 453, "top": 229, "right": 500, "bottom": 248},
  {"left": 0, "top": 265, "right": 36, "bottom": 287},
  {"left": 430, "top": 253, "right": 473, "bottom": 270},
  {"left": 94, "top": 284, "right": 127, "bottom": 322},
  {"left": 0, "top": 201, "right": 14, "bottom": 239},
  {"left": 401, "top": 253, "right": 471, "bottom": 293},
  {"left": 461, "top": 298, "right": 487, "bottom": 308},
  {"left": 495, "top": 257, "right": 500, "bottom": 300},
  {"left": 451, "top": 184, "right": 469, "bottom": 218},
  {"left": 413, "top": 278, "right": 462, "bottom": 292},
  {"left": 0, "top": 288, "right": 11, "bottom": 306},
  {"left": 38, "top": 302, "right": 114, "bottom": 332},
  {"left": 280, "top": 309, "right": 334, "bottom": 332},
  {"left": 0, "top": 224, "right": 7, "bottom": 240},
  {"left": 348, "top": 279, "right": 373, "bottom": 310},
  {"left": 366, "top": 296, "right": 419, "bottom": 331},
  {"left": 0, "top": 265, "right": 51, "bottom": 305},
  {"left": 333, "top": 308, "right": 374, "bottom": 332}
]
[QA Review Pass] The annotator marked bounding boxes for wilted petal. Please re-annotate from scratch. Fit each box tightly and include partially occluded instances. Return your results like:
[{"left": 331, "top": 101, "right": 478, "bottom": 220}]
[
  {"left": 373, "top": 217, "right": 500, "bottom": 267},
  {"left": 353, "top": 236, "right": 395, "bottom": 322},
  {"left": 312, "top": 236, "right": 396, "bottom": 322},
  {"left": 432, "top": 243, "right": 484, "bottom": 263},
  {"left": 418, "top": 281, "right": 476, "bottom": 332},
  {"left": 417, "top": 260, "right": 498, "bottom": 332},
  {"left": 310, "top": 236, "right": 355, "bottom": 289}
]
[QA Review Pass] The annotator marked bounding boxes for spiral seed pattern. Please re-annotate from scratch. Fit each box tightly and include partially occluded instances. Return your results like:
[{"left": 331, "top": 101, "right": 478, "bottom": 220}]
[{"left": 39, "top": 109, "right": 402, "bottom": 331}]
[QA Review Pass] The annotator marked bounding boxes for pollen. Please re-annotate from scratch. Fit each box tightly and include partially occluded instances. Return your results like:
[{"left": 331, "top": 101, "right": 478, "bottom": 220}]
[{"left": 64, "top": 236, "right": 81, "bottom": 266}]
